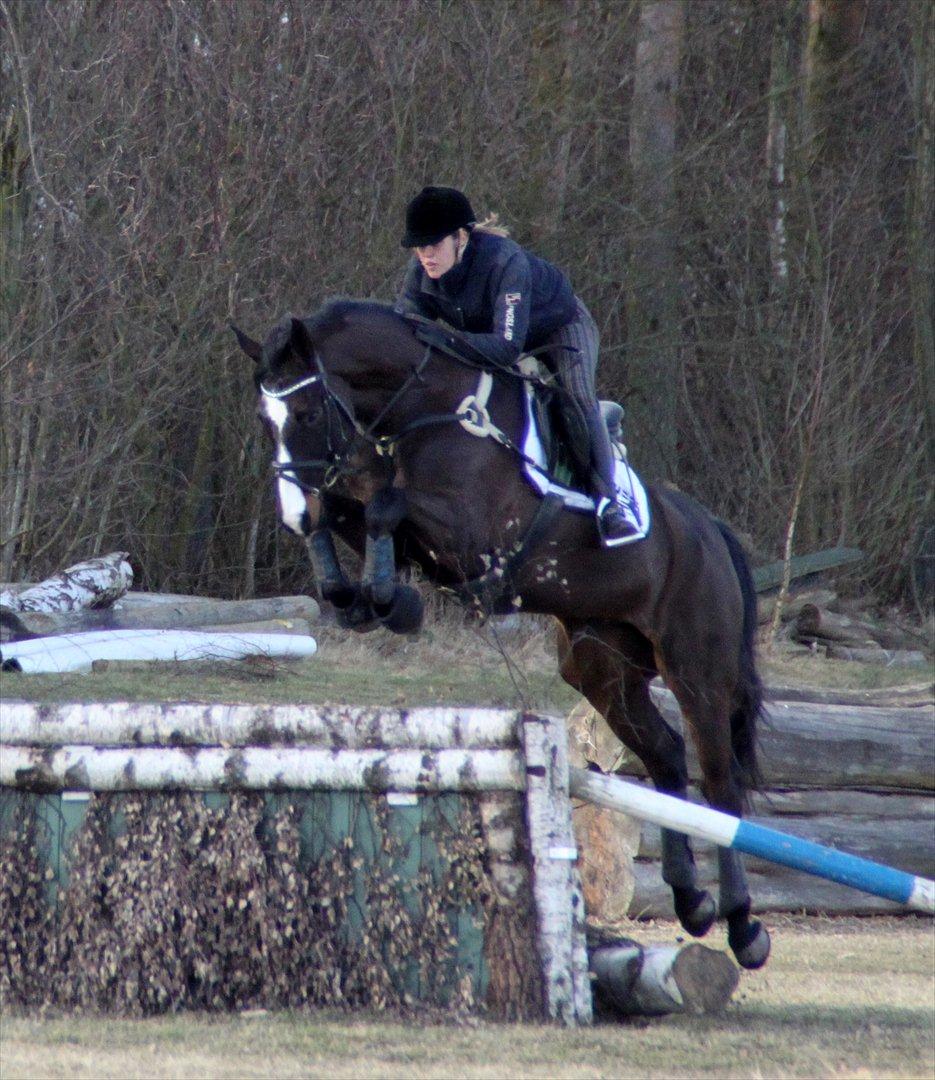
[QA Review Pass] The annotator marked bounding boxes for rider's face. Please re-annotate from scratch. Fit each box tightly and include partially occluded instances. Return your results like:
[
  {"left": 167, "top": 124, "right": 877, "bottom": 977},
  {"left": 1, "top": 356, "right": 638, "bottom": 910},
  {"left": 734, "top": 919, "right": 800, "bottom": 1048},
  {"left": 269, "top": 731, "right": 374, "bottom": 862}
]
[{"left": 414, "top": 233, "right": 460, "bottom": 279}]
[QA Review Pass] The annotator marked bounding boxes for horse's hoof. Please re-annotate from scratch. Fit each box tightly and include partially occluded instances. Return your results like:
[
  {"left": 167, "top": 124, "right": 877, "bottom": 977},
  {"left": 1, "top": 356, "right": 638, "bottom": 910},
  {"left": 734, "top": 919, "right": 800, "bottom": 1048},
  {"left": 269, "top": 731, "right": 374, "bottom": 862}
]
[
  {"left": 673, "top": 887, "right": 717, "bottom": 938},
  {"left": 377, "top": 585, "right": 424, "bottom": 635},
  {"left": 729, "top": 917, "right": 771, "bottom": 970},
  {"left": 322, "top": 584, "right": 357, "bottom": 611},
  {"left": 333, "top": 589, "right": 380, "bottom": 633},
  {"left": 365, "top": 577, "right": 396, "bottom": 609}
]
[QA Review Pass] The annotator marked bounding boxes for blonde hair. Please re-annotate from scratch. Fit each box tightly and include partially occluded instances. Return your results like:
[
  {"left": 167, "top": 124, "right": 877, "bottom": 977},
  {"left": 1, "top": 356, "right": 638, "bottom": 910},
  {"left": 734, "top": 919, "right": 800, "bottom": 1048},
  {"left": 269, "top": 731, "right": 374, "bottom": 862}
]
[{"left": 472, "top": 213, "right": 510, "bottom": 238}]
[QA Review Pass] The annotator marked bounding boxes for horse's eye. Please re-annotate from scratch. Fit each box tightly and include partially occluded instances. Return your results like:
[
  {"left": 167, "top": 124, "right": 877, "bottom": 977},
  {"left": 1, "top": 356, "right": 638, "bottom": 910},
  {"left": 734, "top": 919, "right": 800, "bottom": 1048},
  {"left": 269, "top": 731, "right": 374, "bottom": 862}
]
[{"left": 294, "top": 410, "right": 315, "bottom": 428}]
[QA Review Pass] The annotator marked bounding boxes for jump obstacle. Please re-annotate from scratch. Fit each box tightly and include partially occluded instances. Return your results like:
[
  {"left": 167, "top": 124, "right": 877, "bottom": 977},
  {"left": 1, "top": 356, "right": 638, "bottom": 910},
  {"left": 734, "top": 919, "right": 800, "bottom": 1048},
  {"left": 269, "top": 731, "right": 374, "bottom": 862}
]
[{"left": 1, "top": 700, "right": 932, "bottom": 1023}]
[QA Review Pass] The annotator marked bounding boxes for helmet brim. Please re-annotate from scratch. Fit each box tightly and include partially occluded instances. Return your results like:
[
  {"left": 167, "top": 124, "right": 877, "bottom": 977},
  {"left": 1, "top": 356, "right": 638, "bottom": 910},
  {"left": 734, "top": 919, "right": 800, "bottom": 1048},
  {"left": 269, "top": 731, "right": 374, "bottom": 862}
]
[{"left": 400, "top": 228, "right": 453, "bottom": 249}]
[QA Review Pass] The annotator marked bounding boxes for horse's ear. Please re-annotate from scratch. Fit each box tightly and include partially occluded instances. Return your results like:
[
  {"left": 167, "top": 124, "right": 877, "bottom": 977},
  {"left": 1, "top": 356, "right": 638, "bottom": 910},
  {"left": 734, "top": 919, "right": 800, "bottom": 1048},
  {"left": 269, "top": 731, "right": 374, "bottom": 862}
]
[
  {"left": 230, "top": 323, "right": 263, "bottom": 363},
  {"left": 290, "top": 317, "right": 314, "bottom": 359}
]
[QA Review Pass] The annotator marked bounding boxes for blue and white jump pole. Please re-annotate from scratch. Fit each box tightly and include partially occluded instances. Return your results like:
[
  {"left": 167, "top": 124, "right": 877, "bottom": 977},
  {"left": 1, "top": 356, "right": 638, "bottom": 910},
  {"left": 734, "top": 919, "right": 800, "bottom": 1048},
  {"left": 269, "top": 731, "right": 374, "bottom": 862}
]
[{"left": 568, "top": 766, "right": 935, "bottom": 915}]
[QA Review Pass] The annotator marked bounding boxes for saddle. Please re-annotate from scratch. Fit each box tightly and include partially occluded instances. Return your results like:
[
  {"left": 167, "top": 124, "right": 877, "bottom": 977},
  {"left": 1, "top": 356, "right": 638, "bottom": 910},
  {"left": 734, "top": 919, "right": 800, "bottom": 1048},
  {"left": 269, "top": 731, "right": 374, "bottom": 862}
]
[
  {"left": 518, "top": 357, "right": 626, "bottom": 490},
  {"left": 408, "top": 314, "right": 620, "bottom": 488},
  {"left": 406, "top": 313, "right": 649, "bottom": 552}
]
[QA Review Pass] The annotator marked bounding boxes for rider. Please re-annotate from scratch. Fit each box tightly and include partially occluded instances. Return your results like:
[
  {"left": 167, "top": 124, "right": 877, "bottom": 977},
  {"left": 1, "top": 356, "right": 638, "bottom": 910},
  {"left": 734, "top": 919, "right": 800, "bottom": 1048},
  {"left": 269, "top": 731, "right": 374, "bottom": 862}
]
[{"left": 393, "top": 184, "right": 638, "bottom": 543}]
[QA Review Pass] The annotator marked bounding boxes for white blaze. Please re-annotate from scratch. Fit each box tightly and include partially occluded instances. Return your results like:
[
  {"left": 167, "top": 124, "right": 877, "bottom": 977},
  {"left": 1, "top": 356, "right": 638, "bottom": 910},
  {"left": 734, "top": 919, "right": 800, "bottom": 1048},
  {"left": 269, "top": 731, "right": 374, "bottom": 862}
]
[{"left": 261, "top": 394, "right": 309, "bottom": 535}]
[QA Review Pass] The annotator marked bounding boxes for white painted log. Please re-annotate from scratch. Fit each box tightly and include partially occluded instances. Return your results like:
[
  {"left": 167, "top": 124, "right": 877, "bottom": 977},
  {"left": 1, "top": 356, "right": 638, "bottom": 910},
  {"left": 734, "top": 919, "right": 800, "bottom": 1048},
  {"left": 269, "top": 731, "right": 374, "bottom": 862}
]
[
  {"left": 522, "top": 713, "right": 592, "bottom": 1026},
  {"left": 824, "top": 645, "right": 928, "bottom": 666},
  {"left": 0, "top": 701, "right": 522, "bottom": 750},
  {"left": 0, "top": 629, "right": 318, "bottom": 674},
  {"left": 590, "top": 941, "right": 738, "bottom": 1017},
  {"left": 0, "top": 745, "right": 524, "bottom": 793},
  {"left": 0, "top": 553, "right": 133, "bottom": 612}
]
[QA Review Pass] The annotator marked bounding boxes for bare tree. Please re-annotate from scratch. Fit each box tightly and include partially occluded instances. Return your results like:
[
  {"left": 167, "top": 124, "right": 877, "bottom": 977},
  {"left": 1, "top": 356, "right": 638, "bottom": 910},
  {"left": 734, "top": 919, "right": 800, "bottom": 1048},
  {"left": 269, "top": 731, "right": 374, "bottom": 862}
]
[{"left": 626, "top": 0, "right": 685, "bottom": 480}]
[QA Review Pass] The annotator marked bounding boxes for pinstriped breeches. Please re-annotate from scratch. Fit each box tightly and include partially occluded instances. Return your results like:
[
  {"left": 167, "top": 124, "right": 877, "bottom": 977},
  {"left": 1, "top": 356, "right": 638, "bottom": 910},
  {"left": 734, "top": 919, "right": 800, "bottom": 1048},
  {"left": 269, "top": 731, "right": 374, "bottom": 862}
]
[{"left": 540, "top": 296, "right": 600, "bottom": 404}]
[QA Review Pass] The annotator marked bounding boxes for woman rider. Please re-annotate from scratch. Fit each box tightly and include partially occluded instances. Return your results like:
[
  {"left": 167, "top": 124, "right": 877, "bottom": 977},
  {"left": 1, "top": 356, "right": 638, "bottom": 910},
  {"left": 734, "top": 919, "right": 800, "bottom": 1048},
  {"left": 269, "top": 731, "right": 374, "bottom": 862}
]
[{"left": 393, "top": 185, "right": 638, "bottom": 544}]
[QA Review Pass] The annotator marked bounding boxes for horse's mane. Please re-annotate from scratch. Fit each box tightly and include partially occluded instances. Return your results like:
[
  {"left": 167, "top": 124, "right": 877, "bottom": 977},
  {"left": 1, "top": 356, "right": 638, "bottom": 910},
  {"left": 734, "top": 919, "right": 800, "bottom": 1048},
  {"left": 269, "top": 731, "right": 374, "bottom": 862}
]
[{"left": 305, "top": 298, "right": 405, "bottom": 344}]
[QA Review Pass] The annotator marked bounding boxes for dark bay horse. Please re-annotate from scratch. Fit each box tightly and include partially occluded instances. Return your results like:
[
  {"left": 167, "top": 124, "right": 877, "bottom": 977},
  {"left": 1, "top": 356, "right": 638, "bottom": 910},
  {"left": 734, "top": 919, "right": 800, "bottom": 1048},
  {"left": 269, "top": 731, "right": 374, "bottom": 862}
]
[{"left": 233, "top": 301, "right": 771, "bottom": 970}]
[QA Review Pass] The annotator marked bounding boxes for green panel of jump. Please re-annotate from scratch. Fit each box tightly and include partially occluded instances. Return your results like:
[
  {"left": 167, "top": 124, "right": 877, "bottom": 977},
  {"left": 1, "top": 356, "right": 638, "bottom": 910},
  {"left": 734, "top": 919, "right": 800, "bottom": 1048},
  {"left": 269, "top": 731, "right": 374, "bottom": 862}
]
[{"left": 0, "top": 787, "right": 487, "bottom": 1008}]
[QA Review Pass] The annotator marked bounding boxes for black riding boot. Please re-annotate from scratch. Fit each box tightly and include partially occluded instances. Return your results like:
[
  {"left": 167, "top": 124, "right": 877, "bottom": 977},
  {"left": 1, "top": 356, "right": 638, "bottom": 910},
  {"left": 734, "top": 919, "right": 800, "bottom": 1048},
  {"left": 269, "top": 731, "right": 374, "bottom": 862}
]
[{"left": 586, "top": 405, "right": 640, "bottom": 543}]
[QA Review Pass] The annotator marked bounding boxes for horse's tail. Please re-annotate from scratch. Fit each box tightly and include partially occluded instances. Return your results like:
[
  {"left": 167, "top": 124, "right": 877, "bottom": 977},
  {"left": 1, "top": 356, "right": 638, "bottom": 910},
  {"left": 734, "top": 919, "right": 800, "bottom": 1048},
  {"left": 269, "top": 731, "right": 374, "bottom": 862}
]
[{"left": 716, "top": 520, "right": 764, "bottom": 794}]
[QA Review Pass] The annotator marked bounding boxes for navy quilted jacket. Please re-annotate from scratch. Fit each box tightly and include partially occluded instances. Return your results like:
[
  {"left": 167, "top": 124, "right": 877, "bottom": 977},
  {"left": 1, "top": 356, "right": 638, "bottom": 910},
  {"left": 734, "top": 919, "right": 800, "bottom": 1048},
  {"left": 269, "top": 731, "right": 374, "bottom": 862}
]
[{"left": 394, "top": 230, "right": 577, "bottom": 366}]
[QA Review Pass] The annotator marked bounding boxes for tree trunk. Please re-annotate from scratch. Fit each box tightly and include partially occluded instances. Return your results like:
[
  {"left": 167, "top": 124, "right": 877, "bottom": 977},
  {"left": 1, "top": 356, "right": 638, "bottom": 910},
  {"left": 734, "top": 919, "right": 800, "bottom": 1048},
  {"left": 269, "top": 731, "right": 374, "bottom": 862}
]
[
  {"left": 802, "top": 0, "right": 868, "bottom": 161},
  {"left": 626, "top": 0, "right": 684, "bottom": 480},
  {"left": 766, "top": 0, "right": 797, "bottom": 302},
  {"left": 529, "top": 0, "right": 579, "bottom": 242},
  {"left": 909, "top": 1, "right": 935, "bottom": 554},
  {"left": 590, "top": 940, "right": 738, "bottom": 1017}
]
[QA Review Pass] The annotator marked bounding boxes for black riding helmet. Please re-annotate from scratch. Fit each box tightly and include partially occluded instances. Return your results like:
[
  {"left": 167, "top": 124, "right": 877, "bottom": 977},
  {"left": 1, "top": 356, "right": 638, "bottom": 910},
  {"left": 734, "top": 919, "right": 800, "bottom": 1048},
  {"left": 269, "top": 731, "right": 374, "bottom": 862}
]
[{"left": 401, "top": 186, "right": 476, "bottom": 248}]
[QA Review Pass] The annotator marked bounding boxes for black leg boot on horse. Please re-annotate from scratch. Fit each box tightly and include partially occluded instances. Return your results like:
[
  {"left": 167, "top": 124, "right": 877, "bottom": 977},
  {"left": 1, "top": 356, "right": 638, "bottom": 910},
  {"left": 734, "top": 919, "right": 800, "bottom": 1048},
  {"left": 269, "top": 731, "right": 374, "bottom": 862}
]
[
  {"left": 305, "top": 525, "right": 378, "bottom": 633},
  {"left": 362, "top": 487, "right": 424, "bottom": 635}
]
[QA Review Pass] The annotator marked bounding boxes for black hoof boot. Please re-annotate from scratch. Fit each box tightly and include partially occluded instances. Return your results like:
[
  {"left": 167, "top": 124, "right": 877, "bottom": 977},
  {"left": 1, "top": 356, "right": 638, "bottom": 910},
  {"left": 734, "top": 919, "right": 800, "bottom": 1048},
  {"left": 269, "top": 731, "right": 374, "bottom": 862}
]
[
  {"left": 727, "top": 902, "right": 771, "bottom": 969},
  {"left": 333, "top": 588, "right": 380, "bottom": 633},
  {"left": 673, "top": 886, "right": 717, "bottom": 938},
  {"left": 376, "top": 585, "right": 424, "bottom": 635}
]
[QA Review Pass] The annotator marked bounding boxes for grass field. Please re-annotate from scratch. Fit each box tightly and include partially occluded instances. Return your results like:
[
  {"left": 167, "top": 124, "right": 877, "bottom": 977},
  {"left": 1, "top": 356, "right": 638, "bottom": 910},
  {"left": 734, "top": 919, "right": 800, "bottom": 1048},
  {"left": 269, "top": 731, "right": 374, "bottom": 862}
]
[
  {"left": 1, "top": 609, "right": 929, "bottom": 709},
  {"left": 1, "top": 916, "right": 932, "bottom": 1079}
]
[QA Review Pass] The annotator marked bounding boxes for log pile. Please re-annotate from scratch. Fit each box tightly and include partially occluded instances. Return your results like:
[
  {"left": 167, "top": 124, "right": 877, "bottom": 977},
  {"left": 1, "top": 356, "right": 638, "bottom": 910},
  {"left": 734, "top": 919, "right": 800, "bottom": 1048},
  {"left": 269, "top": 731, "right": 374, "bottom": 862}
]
[
  {"left": 790, "top": 604, "right": 928, "bottom": 665},
  {"left": 756, "top": 584, "right": 931, "bottom": 667},
  {"left": 0, "top": 553, "right": 320, "bottom": 673}
]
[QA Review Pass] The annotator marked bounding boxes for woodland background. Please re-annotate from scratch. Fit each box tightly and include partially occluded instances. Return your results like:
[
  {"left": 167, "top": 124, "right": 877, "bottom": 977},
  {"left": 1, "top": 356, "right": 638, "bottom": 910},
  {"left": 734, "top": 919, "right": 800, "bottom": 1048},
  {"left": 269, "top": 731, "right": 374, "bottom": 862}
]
[{"left": 1, "top": 0, "right": 932, "bottom": 606}]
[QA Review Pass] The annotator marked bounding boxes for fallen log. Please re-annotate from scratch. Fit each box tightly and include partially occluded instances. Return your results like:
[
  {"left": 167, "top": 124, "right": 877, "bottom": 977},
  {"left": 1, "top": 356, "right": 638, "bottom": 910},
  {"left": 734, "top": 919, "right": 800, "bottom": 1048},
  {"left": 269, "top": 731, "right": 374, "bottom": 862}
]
[
  {"left": 756, "top": 588, "right": 837, "bottom": 626},
  {"left": 630, "top": 860, "right": 911, "bottom": 917},
  {"left": 642, "top": 688, "right": 935, "bottom": 791},
  {"left": 0, "top": 553, "right": 132, "bottom": 613},
  {"left": 794, "top": 604, "right": 930, "bottom": 653},
  {"left": 752, "top": 546, "right": 863, "bottom": 592},
  {"left": 636, "top": 800, "right": 934, "bottom": 881},
  {"left": 590, "top": 939, "right": 738, "bottom": 1017},
  {"left": 764, "top": 682, "right": 934, "bottom": 707},
  {"left": 0, "top": 596, "right": 320, "bottom": 637},
  {"left": 201, "top": 618, "right": 313, "bottom": 636}
]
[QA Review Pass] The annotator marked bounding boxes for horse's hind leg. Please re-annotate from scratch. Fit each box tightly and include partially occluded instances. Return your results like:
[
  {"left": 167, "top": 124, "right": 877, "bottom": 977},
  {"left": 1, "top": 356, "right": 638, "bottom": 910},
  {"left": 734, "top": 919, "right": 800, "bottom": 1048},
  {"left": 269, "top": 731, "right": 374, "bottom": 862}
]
[
  {"left": 664, "top": 666, "right": 771, "bottom": 970},
  {"left": 556, "top": 621, "right": 717, "bottom": 938}
]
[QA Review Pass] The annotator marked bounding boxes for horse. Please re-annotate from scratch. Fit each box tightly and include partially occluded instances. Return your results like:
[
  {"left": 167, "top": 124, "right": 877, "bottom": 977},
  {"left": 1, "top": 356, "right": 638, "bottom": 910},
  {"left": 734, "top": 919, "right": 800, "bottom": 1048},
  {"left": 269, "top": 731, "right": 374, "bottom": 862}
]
[{"left": 232, "top": 301, "right": 772, "bottom": 970}]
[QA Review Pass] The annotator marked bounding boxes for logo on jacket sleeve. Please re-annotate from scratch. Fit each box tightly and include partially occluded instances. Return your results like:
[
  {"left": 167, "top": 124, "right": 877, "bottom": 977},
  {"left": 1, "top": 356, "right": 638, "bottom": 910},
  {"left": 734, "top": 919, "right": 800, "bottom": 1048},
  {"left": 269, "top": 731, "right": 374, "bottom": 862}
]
[{"left": 503, "top": 292, "right": 522, "bottom": 340}]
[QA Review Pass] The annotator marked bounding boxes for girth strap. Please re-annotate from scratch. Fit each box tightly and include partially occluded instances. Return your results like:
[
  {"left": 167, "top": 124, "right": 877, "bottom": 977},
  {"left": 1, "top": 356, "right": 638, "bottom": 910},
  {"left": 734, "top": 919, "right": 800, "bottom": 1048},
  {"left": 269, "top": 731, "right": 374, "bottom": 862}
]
[{"left": 451, "top": 493, "right": 565, "bottom": 615}]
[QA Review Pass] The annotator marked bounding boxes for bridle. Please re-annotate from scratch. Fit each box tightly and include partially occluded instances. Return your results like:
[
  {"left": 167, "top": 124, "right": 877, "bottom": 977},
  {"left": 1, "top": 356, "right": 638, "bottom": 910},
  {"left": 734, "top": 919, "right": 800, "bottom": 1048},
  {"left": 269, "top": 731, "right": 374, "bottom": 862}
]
[
  {"left": 259, "top": 345, "right": 437, "bottom": 497},
  {"left": 260, "top": 369, "right": 356, "bottom": 497},
  {"left": 260, "top": 331, "right": 571, "bottom": 496}
]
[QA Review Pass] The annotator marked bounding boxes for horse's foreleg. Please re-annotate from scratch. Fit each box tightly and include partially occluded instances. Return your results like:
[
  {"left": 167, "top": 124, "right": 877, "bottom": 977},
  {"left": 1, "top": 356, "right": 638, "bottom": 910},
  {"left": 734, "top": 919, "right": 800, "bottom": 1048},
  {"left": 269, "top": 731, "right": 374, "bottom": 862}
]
[
  {"left": 362, "top": 487, "right": 408, "bottom": 607},
  {"left": 361, "top": 487, "right": 424, "bottom": 634},
  {"left": 305, "top": 528, "right": 355, "bottom": 609}
]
